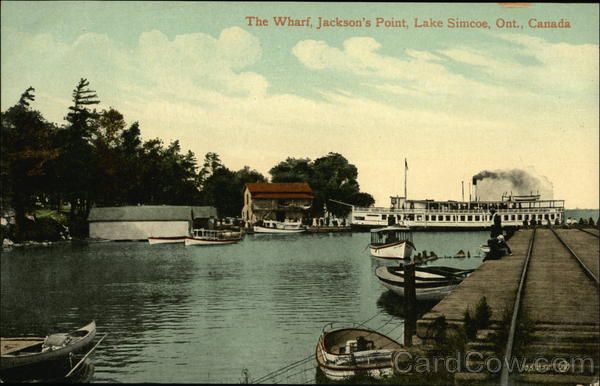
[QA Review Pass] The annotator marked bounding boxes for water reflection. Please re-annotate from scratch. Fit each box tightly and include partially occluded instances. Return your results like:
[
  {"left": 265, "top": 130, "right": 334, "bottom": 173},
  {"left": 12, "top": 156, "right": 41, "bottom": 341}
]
[
  {"left": 1, "top": 358, "right": 95, "bottom": 383},
  {"left": 1, "top": 231, "right": 486, "bottom": 383}
]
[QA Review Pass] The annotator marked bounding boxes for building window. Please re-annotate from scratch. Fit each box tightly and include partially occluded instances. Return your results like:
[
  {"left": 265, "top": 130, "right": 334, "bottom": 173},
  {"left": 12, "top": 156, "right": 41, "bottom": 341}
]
[
  {"left": 425, "top": 215, "right": 429, "bottom": 221},
  {"left": 446, "top": 215, "right": 451, "bottom": 221},
  {"left": 511, "top": 215, "right": 516, "bottom": 221},
  {"left": 354, "top": 216, "right": 365, "bottom": 221},
  {"left": 460, "top": 215, "right": 465, "bottom": 221},
  {"left": 518, "top": 214, "right": 522, "bottom": 221},
  {"left": 475, "top": 215, "right": 480, "bottom": 221},
  {"left": 467, "top": 215, "right": 473, "bottom": 221},
  {"left": 382, "top": 214, "right": 387, "bottom": 220}
]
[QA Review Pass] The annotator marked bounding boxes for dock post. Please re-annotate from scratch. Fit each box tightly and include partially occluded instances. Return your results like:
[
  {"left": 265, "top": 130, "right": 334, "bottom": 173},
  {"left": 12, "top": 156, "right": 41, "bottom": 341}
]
[{"left": 404, "top": 263, "right": 417, "bottom": 347}]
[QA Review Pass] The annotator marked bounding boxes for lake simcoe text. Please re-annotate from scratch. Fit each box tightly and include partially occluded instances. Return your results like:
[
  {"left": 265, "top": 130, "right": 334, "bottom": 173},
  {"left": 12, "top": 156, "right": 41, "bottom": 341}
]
[{"left": 245, "top": 16, "right": 572, "bottom": 30}]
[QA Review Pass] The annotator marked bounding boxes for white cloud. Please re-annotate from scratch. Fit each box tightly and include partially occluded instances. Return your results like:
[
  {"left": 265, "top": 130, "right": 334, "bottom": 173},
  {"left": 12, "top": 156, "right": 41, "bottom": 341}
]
[
  {"left": 441, "top": 34, "right": 599, "bottom": 95},
  {"left": 1, "top": 27, "right": 597, "bottom": 208}
]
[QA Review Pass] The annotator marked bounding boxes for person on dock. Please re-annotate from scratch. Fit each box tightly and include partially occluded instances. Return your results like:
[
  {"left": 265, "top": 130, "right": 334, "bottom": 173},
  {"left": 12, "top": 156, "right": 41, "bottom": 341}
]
[
  {"left": 496, "top": 234, "right": 512, "bottom": 255},
  {"left": 489, "top": 208, "right": 512, "bottom": 256},
  {"left": 489, "top": 208, "right": 502, "bottom": 238}
]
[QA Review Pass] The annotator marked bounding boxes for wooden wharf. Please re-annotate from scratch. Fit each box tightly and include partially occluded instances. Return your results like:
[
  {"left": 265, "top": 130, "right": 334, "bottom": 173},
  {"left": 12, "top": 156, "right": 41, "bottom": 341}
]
[
  {"left": 416, "top": 228, "right": 599, "bottom": 385},
  {"left": 307, "top": 226, "right": 352, "bottom": 233}
]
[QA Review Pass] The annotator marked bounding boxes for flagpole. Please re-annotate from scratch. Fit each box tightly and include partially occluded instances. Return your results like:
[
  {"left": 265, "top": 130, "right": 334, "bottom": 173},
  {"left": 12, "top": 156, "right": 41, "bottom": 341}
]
[{"left": 404, "top": 158, "right": 408, "bottom": 199}]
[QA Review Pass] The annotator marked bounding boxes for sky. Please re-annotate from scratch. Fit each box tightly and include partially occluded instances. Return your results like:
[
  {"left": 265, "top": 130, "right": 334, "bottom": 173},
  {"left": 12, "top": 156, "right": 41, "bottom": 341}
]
[{"left": 2, "top": 2, "right": 598, "bottom": 208}]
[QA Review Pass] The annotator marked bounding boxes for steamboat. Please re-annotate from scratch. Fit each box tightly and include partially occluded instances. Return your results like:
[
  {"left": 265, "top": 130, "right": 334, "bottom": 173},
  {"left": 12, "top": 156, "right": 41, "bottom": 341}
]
[{"left": 351, "top": 193, "right": 564, "bottom": 231}]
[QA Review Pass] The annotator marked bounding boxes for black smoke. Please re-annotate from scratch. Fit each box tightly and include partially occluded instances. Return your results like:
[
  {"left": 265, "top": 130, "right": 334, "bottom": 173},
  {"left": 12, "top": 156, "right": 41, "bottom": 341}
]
[{"left": 472, "top": 169, "right": 553, "bottom": 200}]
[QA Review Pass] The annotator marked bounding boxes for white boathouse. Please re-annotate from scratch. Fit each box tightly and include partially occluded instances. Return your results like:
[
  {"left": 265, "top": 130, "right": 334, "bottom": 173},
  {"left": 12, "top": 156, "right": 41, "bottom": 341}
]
[{"left": 88, "top": 205, "right": 217, "bottom": 240}]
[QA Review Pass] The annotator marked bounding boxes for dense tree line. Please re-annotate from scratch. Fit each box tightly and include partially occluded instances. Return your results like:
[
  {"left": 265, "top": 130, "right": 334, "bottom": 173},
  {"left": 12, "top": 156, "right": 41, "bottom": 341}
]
[
  {"left": 269, "top": 153, "right": 375, "bottom": 217},
  {"left": 1, "top": 80, "right": 374, "bottom": 240}
]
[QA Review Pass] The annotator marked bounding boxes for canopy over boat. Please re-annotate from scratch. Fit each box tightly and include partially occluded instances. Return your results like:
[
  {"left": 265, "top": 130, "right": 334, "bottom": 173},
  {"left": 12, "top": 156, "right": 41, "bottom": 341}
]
[{"left": 370, "top": 226, "right": 413, "bottom": 245}]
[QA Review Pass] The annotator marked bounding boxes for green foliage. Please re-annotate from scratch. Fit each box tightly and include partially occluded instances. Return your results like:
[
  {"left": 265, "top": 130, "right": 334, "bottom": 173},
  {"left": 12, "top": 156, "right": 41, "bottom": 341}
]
[
  {"left": 269, "top": 153, "right": 375, "bottom": 217},
  {"left": 270, "top": 157, "right": 313, "bottom": 183},
  {"left": 3, "top": 81, "right": 376, "bottom": 240},
  {"left": 201, "top": 163, "right": 266, "bottom": 217},
  {"left": 490, "top": 308, "right": 534, "bottom": 359},
  {"left": 490, "top": 308, "right": 511, "bottom": 358},
  {"left": 425, "top": 316, "right": 467, "bottom": 357},
  {"left": 198, "top": 152, "right": 223, "bottom": 187},
  {"left": 19, "top": 217, "right": 65, "bottom": 242},
  {"left": 1, "top": 87, "right": 58, "bottom": 240},
  {"left": 53, "top": 78, "right": 101, "bottom": 223},
  {"left": 474, "top": 296, "right": 492, "bottom": 331},
  {"left": 463, "top": 308, "right": 477, "bottom": 340}
]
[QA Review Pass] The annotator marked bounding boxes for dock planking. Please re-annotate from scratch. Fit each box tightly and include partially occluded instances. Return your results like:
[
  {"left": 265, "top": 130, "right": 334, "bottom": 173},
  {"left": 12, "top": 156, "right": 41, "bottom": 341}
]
[
  {"left": 418, "top": 229, "right": 532, "bottom": 334},
  {"left": 522, "top": 229, "right": 599, "bottom": 326},
  {"left": 418, "top": 229, "right": 599, "bottom": 334},
  {"left": 554, "top": 228, "right": 599, "bottom": 279},
  {"left": 416, "top": 228, "right": 599, "bottom": 384}
]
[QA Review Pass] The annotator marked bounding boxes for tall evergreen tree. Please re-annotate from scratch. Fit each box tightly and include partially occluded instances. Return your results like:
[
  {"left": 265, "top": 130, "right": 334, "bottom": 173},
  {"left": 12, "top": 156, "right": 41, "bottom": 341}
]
[
  {"left": 1, "top": 87, "right": 58, "bottom": 240},
  {"left": 54, "top": 78, "right": 100, "bottom": 230}
]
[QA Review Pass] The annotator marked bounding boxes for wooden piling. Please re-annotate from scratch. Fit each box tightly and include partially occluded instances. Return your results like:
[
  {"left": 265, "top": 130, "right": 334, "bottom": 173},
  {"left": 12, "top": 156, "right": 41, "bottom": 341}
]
[{"left": 404, "top": 263, "right": 417, "bottom": 347}]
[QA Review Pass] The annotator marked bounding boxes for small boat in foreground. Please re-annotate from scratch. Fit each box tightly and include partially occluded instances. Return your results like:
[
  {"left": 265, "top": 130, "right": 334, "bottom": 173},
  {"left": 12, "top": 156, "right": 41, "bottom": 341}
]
[
  {"left": 184, "top": 228, "right": 242, "bottom": 246},
  {"left": 253, "top": 219, "right": 307, "bottom": 234},
  {"left": 368, "top": 226, "right": 414, "bottom": 259},
  {"left": 1, "top": 321, "right": 96, "bottom": 374},
  {"left": 316, "top": 322, "right": 403, "bottom": 381},
  {"left": 375, "top": 266, "right": 473, "bottom": 301},
  {"left": 148, "top": 236, "right": 187, "bottom": 244}
]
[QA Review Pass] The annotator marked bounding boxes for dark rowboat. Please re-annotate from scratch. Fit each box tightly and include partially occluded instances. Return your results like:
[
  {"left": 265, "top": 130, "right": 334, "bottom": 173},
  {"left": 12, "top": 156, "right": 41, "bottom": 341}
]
[{"left": 1, "top": 321, "right": 96, "bottom": 375}]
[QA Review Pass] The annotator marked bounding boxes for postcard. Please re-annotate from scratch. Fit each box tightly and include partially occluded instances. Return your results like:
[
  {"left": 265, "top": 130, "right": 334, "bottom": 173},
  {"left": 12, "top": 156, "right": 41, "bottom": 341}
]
[{"left": 1, "top": 2, "right": 598, "bottom": 384}]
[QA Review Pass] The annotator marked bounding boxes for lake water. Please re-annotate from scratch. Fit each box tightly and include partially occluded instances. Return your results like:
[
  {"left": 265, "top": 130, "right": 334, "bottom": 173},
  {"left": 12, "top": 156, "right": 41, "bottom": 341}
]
[{"left": 1, "top": 231, "right": 487, "bottom": 383}]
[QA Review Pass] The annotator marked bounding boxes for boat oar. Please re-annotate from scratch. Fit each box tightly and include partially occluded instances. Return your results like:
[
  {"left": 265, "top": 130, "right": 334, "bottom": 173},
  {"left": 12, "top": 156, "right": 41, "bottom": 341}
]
[
  {"left": 64, "top": 333, "right": 107, "bottom": 378},
  {"left": 451, "top": 269, "right": 475, "bottom": 276}
]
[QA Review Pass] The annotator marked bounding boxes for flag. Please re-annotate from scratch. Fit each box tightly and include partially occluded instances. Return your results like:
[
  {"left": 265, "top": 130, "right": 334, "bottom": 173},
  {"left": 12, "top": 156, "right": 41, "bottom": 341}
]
[{"left": 405, "top": 158, "right": 408, "bottom": 170}]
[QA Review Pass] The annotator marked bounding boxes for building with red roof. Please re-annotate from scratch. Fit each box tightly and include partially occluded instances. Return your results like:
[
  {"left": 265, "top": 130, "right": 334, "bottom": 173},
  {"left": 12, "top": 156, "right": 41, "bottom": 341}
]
[{"left": 242, "top": 183, "right": 313, "bottom": 226}]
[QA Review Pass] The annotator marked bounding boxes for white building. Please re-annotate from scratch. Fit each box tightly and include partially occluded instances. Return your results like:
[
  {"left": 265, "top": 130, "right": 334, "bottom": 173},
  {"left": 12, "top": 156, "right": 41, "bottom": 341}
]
[{"left": 88, "top": 205, "right": 217, "bottom": 240}]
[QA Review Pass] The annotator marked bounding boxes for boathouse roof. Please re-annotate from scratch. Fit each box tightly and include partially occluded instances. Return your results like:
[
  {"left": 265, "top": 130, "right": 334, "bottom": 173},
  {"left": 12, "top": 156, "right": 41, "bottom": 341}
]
[
  {"left": 245, "top": 183, "right": 313, "bottom": 199},
  {"left": 88, "top": 205, "right": 217, "bottom": 222}
]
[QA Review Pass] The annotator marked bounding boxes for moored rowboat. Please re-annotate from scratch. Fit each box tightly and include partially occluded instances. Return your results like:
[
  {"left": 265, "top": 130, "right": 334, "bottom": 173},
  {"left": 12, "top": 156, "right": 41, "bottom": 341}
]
[
  {"left": 375, "top": 266, "right": 473, "bottom": 301},
  {"left": 316, "top": 322, "right": 403, "bottom": 381},
  {"left": 1, "top": 321, "right": 96, "bottom": 372}
]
